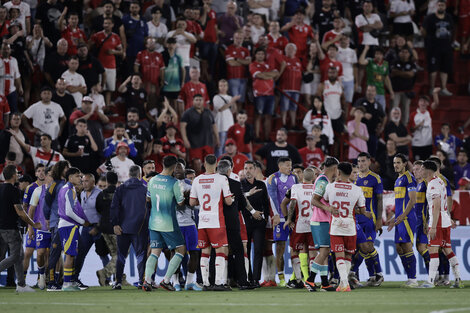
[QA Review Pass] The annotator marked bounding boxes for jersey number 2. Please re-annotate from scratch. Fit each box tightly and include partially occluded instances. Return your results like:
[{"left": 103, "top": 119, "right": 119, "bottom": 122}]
[
  {"left": 300, "top": 200, "right": 310, "bottom": 217},
  {"left": 202, "top": 194, "right": 211, "bottom": 211}
]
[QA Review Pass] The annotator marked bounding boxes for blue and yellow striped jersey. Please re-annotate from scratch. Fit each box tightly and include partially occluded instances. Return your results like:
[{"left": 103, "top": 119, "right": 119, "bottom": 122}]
[
  {"left": 355, "top": 170, "right": 383, "bottom": 224},
  {"left": 415, "top": 180, "right": 428, "bottom": 225},
  {"left": 438, "top": 174, "right": 452, "bottom": 197},
  {"left": 394, "top": 171, "right": 417, "bottom": 216}
]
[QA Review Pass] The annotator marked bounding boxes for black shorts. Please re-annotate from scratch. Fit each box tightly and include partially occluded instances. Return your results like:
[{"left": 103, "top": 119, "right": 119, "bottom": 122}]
[
  {"left": 358, "top": 45, "right": 376, "bottom": 60},
  {"left": 331, "top": 116, "right": 345, "bottom": 134},
  {"left": 162, "top": 91, "right": 180, "bottom": 100},
  {"left": 427, "top": 48, "right": 453, "bottom": 74},
  {"left": 393, "top": 22, "right": 414, "bottom": 37}
]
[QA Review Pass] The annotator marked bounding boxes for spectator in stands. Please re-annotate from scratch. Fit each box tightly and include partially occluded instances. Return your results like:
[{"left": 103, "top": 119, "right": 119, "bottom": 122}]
[
  {"left": 255, "top": 128, "right": 302, "bottom": 176},
  {"left": 217, "top": 1, "right": 243, "bottom": 47},
  {"left": 337, "top": 35, "right": 358, "bottom": 107},
  {"left": 319, "top": 44, "right": 343, "bottom": 84},
  {"left": 62, "top": 55, "right": 87, "bottom": 108},
  {"left": 43, "top": 39, "right": 69, "bottom": 87},
  {"left": 152, "top": 96, "right": 178, "bottom": 139},
  {"left": 353, "top": 85, "right": 386, "bottom": 158},
  {"left": 359, "top": 45, "right": 394, "bottom": 112},
  {"left": 198, "top": 0, "right": 218, "bottom": 80},
  {"left": 160, "top": 123, "right": 186, "bottom": 159},
  {"left": 300, "top": 40, "right": 324, "bottom": 108},
  {"left": 422, "top": 0, "right": 454, "bottom": 96},
  {"left": 177, "top": 67, "right": 210, "bottom": 117},
  {"left": 145, "top": 139, "right": 164, "bottom": 172},
  {"left": 134, "top": 37, "right": 164, "bottom": 97},
  {"left": 267, "top": 20, "right": 288, "bottom": 52},
  {"left": 213, "top": 79, "right": 239, "bottom": 157},
  {"left": 385, "top": 34, "right": 419, "bottom": 65},
  {"left": 98, "top": 142, "right": 135, "bottom": 183},
  {"left": 436, "top": 149, "right": 455, "bottom": 186},
  {"left": 35, "top": 0, "right": 64, "bottom": 44},
  {"left": 250, "top": 13, "right": 266, "bottom": 44},
  {"left": 384, "top": 107, "right": 411, "bottom": 155},
  {"left": 220, "top": 138, "right": 249, "bottom": 174},
  {"left": 321, "top": 16, "right": 344, "bottom": 50},
  {"left": 146, "top": 7, "right": 168, "bottom": 54},
  {"left": 143, "top": 0, "right": 174, "bottom": 30},
  {"left": 390, "top": 0, "right": 415, "bottom": 39},
  {"left": 77, "top": 43, "right": 105, "bottom": 94},
  {"left": 4, "top": 0, "right": 30, "bottom": 35},
  {"left": 126, "top": 108, "right": 153, "bottom": 165},
  {"left": 0, "top": 152, "right": 23, "bottom": 181},
  {"left": 225, "top": 29, "right": 251, "bottom": 112},
  {"left": 26, "top": 24, "right": 52, "bottom": 100},
  {"left": 313, "top": 0, "right": 338, "bottom": 40},
  {"left": 390, "top": 47, "right": 417, "bottom": 124},
  {"left": 120, "top": 1, "right": 148, "bottom": 73},
  {"left": 453, "top": 149, "right": 470, "bottom": 188},
  {"left": 281, "top": 9, "right": 314, "bottom": 63},
  {"left": 0, "top": 42, "right": 22, "bottom": 113},
  {"left": 166, "top": 17, "right": 196, "bottom": 82},
  {"left": 0, "top": 94, "right": 10, "bottom": 130},
  {"left": 0, "top": 113, "right": 27, "bottom": 164},
  {"left": 62, "top": 118, "right": 98, "bottom": 174},
  {"left": 117, "top": 74, "right": 147, "bottom": 123},
  {"left": 0, "top": 6, "right": 9, "bottom": 38},
  {"left": 410, "top": 91, "right": 440, "bottom": 161},
  {"left": 298, "top": 133, "right": 325, "bottom": 168},
  {"left": 278, "top": 43, "right": 302, "bottom": 131},
  {"left": 91, "top": 1, "right": 122, "bottom": 34},
  {"left": 250, "top": 48, "right": 278, "bottom": 143},
  {"left": 89, "top": 17, "right": 123, "bottom": 106},
  {"left": 103, "top": 122, "right": 137, "bottom": 159},
  {"left": 52, "top": 78, "right": 75, "bottom": 126},
  {"left": 58, "top": 9, "right": 87, "bottom": 56},
  {"left": 160, "top": 38, "right": 184, "bottom": 111},
  {"left": 180, "top": 94, "right": 219, "bottom": 174},
  {"left": 378, "top": 139, "right": 398, "bottom": 190},
  {"left": 311, "top": 123, "right": 330, "bottom": 155},
  {"left": 302, "top": 95, "right": 334, "bottom": 146},
  {"left": 347, "top": 106, "right": 369, "bottom": 161},
  {"left": 242, "top": 25, "right": 254, "bottom": 54},
  {"left": 227, "top": 110, "right": 254, "bottom": 159},
  {"left": 8, "top": 132, "right": 65, "bottom": 167},
  {"left": 22, "top": 86, "right": 65, "bottom": 148},
  {"left": 248, "top": 0, "right": 271, "bottom": 22},
  {"left": 435, "top": 123, "right": 462, "bottom": 164}
]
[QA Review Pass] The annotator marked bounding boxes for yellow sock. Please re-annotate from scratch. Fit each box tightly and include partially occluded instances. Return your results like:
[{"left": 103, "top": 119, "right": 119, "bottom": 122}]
[{"left": 299, "top": 253, "right": 309, "bottom": 280}]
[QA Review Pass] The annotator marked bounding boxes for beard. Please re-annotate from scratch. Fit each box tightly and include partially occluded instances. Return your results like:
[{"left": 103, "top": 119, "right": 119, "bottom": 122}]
[
  {"left": 391, "top": 116, "right": 401, "bottom": 123},
  {"left": 437, "top": 9, "right": 445, "bottom": 14}
]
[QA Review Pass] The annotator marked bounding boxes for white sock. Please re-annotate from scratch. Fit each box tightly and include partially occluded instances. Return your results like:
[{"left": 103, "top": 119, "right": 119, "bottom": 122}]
[
  {"left": 186, "top": 271, "right": 195, "bottom": 285},
  {"left": 171, "top": 274, "right": 178, "bottom": 285},
  {"left": 262, "top": 257, "right": 268, "bottom": 281},
  {"left": 224, "top": 259, "right": 228, "bottom": 284},
  {"left": 448, "top": 256, "right": 461, "bottom": 280},
  {"left": 215, "top": 255, "right": 226, "bottom": 285},
  {"left": 345, "top": 260, "right": 351, "bottom": 275},
  {"left": 244, "top": 256, "right": 250, "bottom": 276},
  {"left": 428, "top": 257, "right": 439, "bottom": 284},
  {"left": 292, "top": 256, "right": 302, "bottom": 282},
  {"left": 200, "top": 255, "right": 210, "bottom": 286},
  {"left": 336, "top": 259, "right": 348, "bottom": 287}
]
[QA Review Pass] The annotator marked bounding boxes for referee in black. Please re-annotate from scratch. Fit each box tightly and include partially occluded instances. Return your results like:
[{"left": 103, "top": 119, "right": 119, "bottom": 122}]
[{"left": 240, "top": 160, "right": 269, "bottom": 288}]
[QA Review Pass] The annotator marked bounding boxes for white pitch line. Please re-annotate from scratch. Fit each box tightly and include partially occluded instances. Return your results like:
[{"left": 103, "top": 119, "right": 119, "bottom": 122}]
[{"left": 430, "top": 308, "right": 470, "bottom": 313}]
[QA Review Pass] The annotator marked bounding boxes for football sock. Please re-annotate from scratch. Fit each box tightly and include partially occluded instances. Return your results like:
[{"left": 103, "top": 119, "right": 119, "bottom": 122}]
[
  {"left": 420, "top": 249, "right": 430, "bottom": 273},
  {"left": 345, "top": 257, "right": 352, "bottom": 274},
  {"left": 49, "top": 269, "right": 55, "bottom": 283},
  {"left": 336, "top": 258, "right": 347, "bottom": 287},
  {"left": 320, "top": 265, "right": 329, "bottom": 286},
  {"left": 352, "top": 251, "right": 365, "bottom": 274},
  {"left": 364, "top": 253, "right": 375, "bottom": 277},
  {"left": 63, "top": 267, "right": 73, "bottom": 283},
  {"left": 145, "top": 253, "right": 158, "bottom": 283},
  {"left": 405, "top": 251, "right": 417, "bottom": 279},
  {"left": 267, "top": 255, "right": 276, "bottom": 281},
  {"left": 200, "top": 253, "right": 210, "bottom": 286},
  {"left": 262, "top": 257, "right": 268, "bottom": 281},
  {"left": 244, "top": 254, "right": 250, "bottom": 276},
  {"left": 447, "top": 252, "right": 461, "bottom": 280},
  {"left": 308, "top": 261, "right": 320, "bottom": 282},
  {"left": 291, "top": 256, "right": 302, "bottom": 282},
  {"left": 308, "top": 257, "right": 315, "bottom": 276},
  {"left": 186, "top": 271, "right": 195, "bottom": 285},
  {"left": 428, "top": 253, "right": 439, "bottom": 284},
  {"left": 398, "top": 253, "right": 410, "bottom": 277},
  {"left": 439, "top": 251, "right": 450, "bottom": 275},
  {"left": 38, "top": 266, "right": 45, "bottom": 275},
  {"left": 299, "top": 253, "right": 309, "bottom": 280},
  {"left": 370, "top": 249, "right": 383, "bottom": 275},
  {"left": 164, "top": 253, "right": 184, "bottom": 284},
  {"left": 290, "top": 271, "right": 296, "bottom": 281},
  {"left": 215, "top": 253, "right": 227, "bottom": 285},
  {"left": 278, "top": 272, "right": 285, "bottom": 282}
]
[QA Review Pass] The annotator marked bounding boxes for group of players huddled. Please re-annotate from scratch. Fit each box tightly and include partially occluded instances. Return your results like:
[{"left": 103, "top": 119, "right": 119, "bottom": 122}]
[{"left": 19, "top": 150, "right": 464, "bottom": 292}]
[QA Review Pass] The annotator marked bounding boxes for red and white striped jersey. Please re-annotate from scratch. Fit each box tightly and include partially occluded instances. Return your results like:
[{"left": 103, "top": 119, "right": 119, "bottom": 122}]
[{"left": 0, "top": 56, "right": 20, "bottom": 96}]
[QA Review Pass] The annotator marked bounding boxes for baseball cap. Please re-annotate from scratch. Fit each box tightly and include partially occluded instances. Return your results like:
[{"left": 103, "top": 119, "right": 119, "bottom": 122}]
[
  {"left": 82, "top": 96, "right": 93, "bottom": 103},
  {"left": 116, "top": 142, "right": 130, "bottom": 155},
  {"left": 225, "top": 138, "right": 236, "bottom": 146}
]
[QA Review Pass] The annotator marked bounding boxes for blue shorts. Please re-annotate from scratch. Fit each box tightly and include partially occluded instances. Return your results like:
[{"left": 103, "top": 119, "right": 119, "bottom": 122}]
[
  {"left": 180, "top": 225, "right": 199, "bottom": 251},
  {"left": 415, "top": 220, "right": 429, "bottom": 245},
  {"left": 356, "top": 222, "right": 368, "bottom": 244},
  {"left": 36, "top": 230, "right": 52, "bottom": 249},
  {"left": 254, "top": 95, "right": 275, "bottom": 115},
  {"left": 358, "top": 220, "right": 376, "bottom": 243},
  {"left": 59, "top": 225, "right": 79, "bottom": 256},
  {"left": 25, "top": 229, "right": 36, "bottom": 249},
  {"left": 394, "top": 218, "right": 416, "bottom": 244},
  {"left": 280, "top": 92, "right": 299, "bottom": 112},
  {"left": 149, "top": 229, "right": 185, "bottom": 250},
  {"left": 311, "top": 222, "right": 330, "bottom": 249},
  {"left": 273, "top": 222, "right": 290, "bottom": 242}
]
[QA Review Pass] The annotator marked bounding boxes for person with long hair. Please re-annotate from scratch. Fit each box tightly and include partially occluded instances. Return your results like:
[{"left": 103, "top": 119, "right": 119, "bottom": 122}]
[{"left": 302, "top": 96, "right": 334, "bottom": 147}]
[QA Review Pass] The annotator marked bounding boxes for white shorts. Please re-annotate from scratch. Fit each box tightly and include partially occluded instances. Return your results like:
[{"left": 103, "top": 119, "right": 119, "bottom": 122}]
[
  {"left": 104, "top": 68, "right": 116, "bottom": 92},
  {"left": 300, "top": 73, "right": 321, "bottom": 95}
]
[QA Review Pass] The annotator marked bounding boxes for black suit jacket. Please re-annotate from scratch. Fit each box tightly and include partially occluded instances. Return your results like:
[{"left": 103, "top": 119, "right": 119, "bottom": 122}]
[{"left": 224, "top": 177, "right": 246, "bottom": 231}]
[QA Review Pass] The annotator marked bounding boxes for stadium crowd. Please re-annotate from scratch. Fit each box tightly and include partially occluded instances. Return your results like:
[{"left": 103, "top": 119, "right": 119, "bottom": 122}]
[{"left": 0, "top": 0, "right": 468, "bottom": 292}]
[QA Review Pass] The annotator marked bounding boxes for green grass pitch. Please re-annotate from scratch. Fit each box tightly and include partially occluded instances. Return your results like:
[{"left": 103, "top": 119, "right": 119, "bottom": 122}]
[{"left": 0, "top": 282, "right": 469, "bottom": 313}]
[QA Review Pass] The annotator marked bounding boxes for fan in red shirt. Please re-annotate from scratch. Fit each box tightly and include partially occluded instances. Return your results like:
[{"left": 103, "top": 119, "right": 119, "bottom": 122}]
[
  {"left": 298, "top": 134, "right": 325, "bottom": 168},
  {"left": 145, "top": 139, "right": 164, "bottom": 173},
  {"left": 218, "top": 138, "right": 249, "bottom": 174},
  {"left": 0, "top": 7, "right": 10, "bottom": 38},
  {"left": 320, "top": 44, "right": 343, "bottom": 82},
  {"left": 177, "top": 67, "right": 210, "bottom": 112},
  {"left": 59, "top": 10, "right": 87, "bottom": 56},
  {"left": 281, "top": 9, "right": 314, "bottom": 64},
  {"left": 321, "top": 16, "right": 344, "bottom": 50},
  {"left": 227, "top": 110, "right": 253, "bottom": 157},
  {"left": 160, "top": 123, "right": 186, "bottom": 159},
  {"left": 279, "top": 43, "right": 302, "bottom": 130},
  {"left": 267, "top": 21, "right": 289, "bottom": 52},
  {"left": 134, "top": 37, "right": 165, "bottom": 95},
  {"left": 184, "top": 7, "right": 203, "bottom": 59},
  {"left": 256, "top": 36, "right": 285, "bottom": 72},
  {"left": 0, "top": 94, "right": 10, "bottom": 130}
]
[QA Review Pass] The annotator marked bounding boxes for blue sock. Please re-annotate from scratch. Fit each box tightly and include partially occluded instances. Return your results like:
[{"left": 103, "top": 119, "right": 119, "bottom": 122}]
[
  {"left": 399, "top": 253, "right": 410, "bottom": 277},
  {"left": 405, "top": 252, "right": 417, "bottom": 279},
  {"left": 352, "top": 251, "right": 366, "bottom": 274},
  {"left": 439, "top": 251, "right": 450, "bottom": 275},
  {"left": 370, "top": 249, "right": 382, "bottom": 274},
  {"left": 364, "top": 254, "right": 376, "bottom": 277},
  {"left": 420, "top": 249, "right": 430, "bottom": 273}
]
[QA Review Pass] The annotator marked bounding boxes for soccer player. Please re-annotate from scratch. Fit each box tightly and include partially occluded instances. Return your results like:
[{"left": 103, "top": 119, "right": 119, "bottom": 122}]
[
  {"left": 412, "top": 160, "right": 431, "bottom": 273},
  {"left": 267, "top": 157, "right": 298, "bottom": 287},
  {"left": 57, "top": 167, "right": 89, "bottom": 291},
  {"left": 387, "top": 153, "right": 418, "bottom": 288},
  {"left": 323, "top": 162, "right": 371, "bottom": 291},
  {"left": 420, "top": 160, "right": 464, "bottom": 288},
  {"left": 285, "top": 168, "right": 317, "bottom": 288},
  {"left": 189, "top": 155, "right": 233, "bottom": 290},
  {"left": 305, "top": 156, "right": 339, "bottom": 291},
  {"left": 143, "top": 156, "right": 186, "bottom": 292},
  {"left": 26, "top": 166, "right": 52, "bottom": 290},
  {"left": 351, "top": 152, "right": 384, "bottom": 286}
]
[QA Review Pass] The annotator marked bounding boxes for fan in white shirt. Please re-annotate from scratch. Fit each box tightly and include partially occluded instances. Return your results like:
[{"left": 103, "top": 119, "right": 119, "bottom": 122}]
[{"left": 61, "top": 56, "right": 87, "bottom": 108}]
